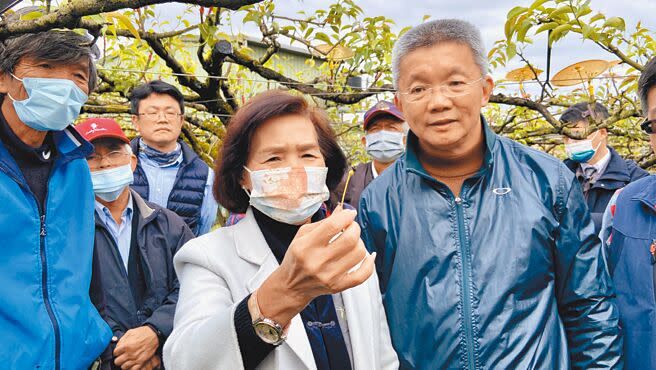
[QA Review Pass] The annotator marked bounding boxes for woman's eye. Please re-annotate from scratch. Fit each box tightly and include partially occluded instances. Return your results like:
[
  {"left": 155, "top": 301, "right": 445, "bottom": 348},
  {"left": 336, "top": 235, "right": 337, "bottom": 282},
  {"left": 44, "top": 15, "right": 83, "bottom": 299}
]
[
  {"left": 449, "top": 80, "right": 465, "bottom": 86},
  {"left": 302, "top": 153, "right": 318, "bottom": 158},
  {"left": 265, "top": 157, "right": 280, "bottom": 162}
]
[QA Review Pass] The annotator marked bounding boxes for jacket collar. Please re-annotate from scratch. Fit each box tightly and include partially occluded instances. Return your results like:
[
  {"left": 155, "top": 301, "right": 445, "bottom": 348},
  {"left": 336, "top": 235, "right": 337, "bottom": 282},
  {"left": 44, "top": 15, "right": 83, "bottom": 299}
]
[
  {"left": 233, "top": 207, "right": 317, "bottom": 370},
  {"left": 94, "top": 189, "right": 159, "bottom": 229},
  {"left": 0, "top": 124, "right": 93, "bottom": 184},
  {"left": 630, "top": 175, "right": 656, "bottom": 211},
  {"left": 404, "top": 114, "right": 496, "bottom": 181}
]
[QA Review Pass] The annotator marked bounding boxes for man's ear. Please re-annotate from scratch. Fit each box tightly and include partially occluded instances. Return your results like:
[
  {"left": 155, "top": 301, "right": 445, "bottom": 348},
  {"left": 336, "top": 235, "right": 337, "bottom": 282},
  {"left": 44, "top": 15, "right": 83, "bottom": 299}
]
[
  {"left": 130, "top": 154, "right": 138, "bottom": 172},
  {"left": 0, "top": 72, "right": 12, "bottom": 94},
  {"left": 131, "top": 115, "right": 141, "bottom": 134},
  {"left": 361, "top": 136, "right": 367, "bottom": 147},
  {"left": 481, "top": 75, "right": 495, "bottom": 107}
]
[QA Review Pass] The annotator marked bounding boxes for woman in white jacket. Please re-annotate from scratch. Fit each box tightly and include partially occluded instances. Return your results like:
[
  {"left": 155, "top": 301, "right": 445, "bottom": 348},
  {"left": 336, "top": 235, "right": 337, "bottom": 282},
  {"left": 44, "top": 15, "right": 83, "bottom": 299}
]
[{"left": 163, "top": 90, "right": 398, "bottom": 370}]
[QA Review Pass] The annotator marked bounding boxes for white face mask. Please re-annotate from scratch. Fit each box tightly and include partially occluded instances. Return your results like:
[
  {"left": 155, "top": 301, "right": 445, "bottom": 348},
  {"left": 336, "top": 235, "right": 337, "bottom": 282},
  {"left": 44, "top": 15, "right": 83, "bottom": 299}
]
[
  {"left": 565, "top": 131, "right": 601, "bottom": 163},
  {"left": 91, "top": 164, "right": 134, "bottom": 202},
  {"left": 243, "top": 166, "right": 330, "bottom": 225}
]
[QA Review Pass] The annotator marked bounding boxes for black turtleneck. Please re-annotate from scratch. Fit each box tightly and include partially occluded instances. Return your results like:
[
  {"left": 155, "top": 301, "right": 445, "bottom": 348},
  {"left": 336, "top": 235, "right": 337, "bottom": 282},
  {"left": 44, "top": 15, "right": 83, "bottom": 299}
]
[{"left": 0, "top": 113, "right": 56, "bottom": 213}]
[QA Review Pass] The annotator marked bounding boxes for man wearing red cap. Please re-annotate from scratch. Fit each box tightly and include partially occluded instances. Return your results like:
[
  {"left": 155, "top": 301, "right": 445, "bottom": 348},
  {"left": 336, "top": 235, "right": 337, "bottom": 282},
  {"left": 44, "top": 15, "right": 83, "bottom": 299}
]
[
  {"left": 342, "top": 101, "right": 406, "bottom": 207},
  {"left": 76, "top": 117, "right": 193, "bottom": 370}
]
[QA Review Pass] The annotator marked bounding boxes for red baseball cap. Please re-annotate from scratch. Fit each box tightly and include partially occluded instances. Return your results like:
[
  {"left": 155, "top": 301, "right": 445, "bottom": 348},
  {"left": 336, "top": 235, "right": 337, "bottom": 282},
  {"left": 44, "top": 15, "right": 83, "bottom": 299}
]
[
  {"left": 75, "top": 117, "right": 129, "bottom": 144},
  {"left": 362, "top": 101, "right": 405, "bottom": 131}
]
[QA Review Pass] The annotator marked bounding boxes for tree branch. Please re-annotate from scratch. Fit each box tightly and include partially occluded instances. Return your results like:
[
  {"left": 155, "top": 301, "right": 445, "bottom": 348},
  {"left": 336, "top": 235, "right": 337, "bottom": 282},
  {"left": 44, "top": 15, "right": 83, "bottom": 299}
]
[
  {"left": 489, "top": 93, "right": 561, "bottom": 129},
  {"left": 0, "top": 0, "right": 262, "bottom": 39},
  {"left": 226, "top": 48, "right": 390, "bottom": 104}
]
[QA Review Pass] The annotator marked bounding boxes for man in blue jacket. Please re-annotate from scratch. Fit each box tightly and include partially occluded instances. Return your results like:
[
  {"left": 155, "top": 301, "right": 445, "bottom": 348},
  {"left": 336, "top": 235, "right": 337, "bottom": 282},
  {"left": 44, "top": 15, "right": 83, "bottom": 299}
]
[
  {"left": 358, "top": 19, "right": 621, "bottom": 369},
  {"left": 0, "top": 31, "right": 111, "bottom": 368},
  {"left": 76, "top": 118, "right": 194, "bottom": 370},
  {"left": 562, "top": 102, "right": 648, "bottom": 232},
  {"left": 600, "top": 56, "right": 656, "bottom": 369}
]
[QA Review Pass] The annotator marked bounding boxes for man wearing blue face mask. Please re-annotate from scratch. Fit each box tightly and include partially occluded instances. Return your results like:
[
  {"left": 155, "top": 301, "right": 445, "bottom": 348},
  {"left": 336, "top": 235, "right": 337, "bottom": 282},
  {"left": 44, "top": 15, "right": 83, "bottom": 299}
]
[
  {"left": 76, "top": 118, "right": 193, "bottom": 370},
  {"left": 342, "top": 101, "right": 406, "bottom": 207},
  {"left": 562, "top": 102, "right": 648, "bottom": 232},
  {"left": 0, "top": 31, "right": 112, "bottom": 368}
]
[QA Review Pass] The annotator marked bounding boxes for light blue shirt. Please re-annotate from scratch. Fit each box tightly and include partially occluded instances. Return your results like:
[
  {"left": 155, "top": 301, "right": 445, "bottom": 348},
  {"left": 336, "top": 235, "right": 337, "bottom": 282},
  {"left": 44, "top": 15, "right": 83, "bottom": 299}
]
[
  {"left": 138, "top": 151, "right": 218, "bottom": 235},
  {"left": 95, "top": 193, "right": 133, "bottom": 273}
]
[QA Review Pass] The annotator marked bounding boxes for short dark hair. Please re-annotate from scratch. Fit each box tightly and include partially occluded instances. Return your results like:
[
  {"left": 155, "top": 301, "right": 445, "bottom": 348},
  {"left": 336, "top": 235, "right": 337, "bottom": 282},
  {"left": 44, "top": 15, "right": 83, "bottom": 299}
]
[
  {"left": 129, "top": 80, "right": 185, "bottom": 114},
  {"left": 0, "top": 30, "right": 99, "bottom": 92},
  {"left": 639, "top": 57, "right": 656, "bottom": 116},
  {"left": 560, "top": 102, "right": 609, "bottom": 126},
  {"left": 214, "top": 90, "right": 348, "bottom": 213}
]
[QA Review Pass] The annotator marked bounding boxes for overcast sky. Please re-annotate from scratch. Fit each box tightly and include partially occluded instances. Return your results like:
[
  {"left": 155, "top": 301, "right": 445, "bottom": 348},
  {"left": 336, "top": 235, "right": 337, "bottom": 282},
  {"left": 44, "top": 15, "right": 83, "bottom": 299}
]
[
  {"left": 219, "top": 0, "right": 656, "bottom": 83},
  {"left": 138, "top": 0, "right": 656, "bottom": 96}
]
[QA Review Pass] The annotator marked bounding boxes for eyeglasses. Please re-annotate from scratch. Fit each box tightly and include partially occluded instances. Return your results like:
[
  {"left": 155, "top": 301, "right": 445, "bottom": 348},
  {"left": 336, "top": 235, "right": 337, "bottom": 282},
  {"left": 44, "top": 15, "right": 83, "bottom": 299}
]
[
  {"left": 87, "top": 150, "right": 130, "bottom": 169},
  {"left": 641, "top": 118, "right": 656, "bottom": 134},
  {"left": 136, "top": 112, "right": 183, "bottom": 121},
  {"left": 397, "top": 76, "right": 484, "bottom": 103}
]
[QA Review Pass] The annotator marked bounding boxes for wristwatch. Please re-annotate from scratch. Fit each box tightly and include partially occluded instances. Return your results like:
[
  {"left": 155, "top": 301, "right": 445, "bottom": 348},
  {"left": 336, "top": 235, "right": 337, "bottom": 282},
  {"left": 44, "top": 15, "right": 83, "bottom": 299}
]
[{"left": 250, "top": 289, "right": 288, "bottom": 345}]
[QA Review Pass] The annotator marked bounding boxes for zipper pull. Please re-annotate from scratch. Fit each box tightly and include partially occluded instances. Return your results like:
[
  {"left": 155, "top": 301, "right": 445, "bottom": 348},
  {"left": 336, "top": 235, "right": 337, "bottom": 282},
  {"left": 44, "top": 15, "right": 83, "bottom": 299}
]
[
  {"left": 40, "top": 215, "right": 46, "bottom": 236},
  {"left": 455, "top": 196, "right": 462, "bottom": 205}
]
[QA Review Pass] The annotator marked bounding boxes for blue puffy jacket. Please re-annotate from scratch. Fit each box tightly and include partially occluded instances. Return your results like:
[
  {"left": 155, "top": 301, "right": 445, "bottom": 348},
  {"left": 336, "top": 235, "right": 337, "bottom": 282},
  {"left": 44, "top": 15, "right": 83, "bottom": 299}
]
[
  {"left": 0, "top": 127, "right": 112, "bottom": 369},
  {"left": 358, "top": 118, "right": 622, "bottom": 370},
  {"left": 601, "top": 175, "right": 656, "bottom": 369}
]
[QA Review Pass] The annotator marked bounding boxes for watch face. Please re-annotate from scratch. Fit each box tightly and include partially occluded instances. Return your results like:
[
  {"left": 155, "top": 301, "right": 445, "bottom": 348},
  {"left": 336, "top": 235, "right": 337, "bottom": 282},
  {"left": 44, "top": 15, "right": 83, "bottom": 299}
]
[{"left": 254, "top": 322, "right": 281, "bottom": 344}]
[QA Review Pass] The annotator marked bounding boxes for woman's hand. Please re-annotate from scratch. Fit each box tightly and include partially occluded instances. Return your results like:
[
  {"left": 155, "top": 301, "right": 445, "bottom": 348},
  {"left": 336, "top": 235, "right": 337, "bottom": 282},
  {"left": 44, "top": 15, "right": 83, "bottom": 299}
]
[{"left": 254, "top": 206, "right": 376, "bottom": 326}]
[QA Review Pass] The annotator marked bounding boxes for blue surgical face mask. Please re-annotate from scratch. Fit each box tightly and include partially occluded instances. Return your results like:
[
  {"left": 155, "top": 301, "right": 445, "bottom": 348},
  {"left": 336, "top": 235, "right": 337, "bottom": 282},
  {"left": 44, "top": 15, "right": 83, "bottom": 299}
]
[
  {"left": 7, "top": 73, "right": 88, "bottom": 131},
  {"left": 91, "top": 164, "right": 134, "bottom": 202},
  {"left": 243, "top": 166, "right": 330, "bottom": 225},
  {"left": 365, "top": 130, "right": 405, "bottom": 163},
  {"left": 565, "top": 131, "right": 601, "bottom": 163}
]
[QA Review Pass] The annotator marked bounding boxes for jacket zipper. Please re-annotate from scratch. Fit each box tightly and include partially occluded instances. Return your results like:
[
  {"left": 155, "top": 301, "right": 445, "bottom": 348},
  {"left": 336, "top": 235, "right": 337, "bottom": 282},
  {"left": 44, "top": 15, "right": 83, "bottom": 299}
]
[
  {"left": 455, "top": 195, "right": 476, "bottom": 370},
  {"left": 40, "top": 211, "right": 61, "bottom": 370},
  {"left": 0, "top": 164, "right": 60, "bottom": 370}
]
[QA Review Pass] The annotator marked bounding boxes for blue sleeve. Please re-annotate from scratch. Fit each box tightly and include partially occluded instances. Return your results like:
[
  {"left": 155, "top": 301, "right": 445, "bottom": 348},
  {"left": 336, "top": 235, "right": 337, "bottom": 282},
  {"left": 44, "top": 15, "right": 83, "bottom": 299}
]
[
  {"left": 357, "top": 189, "right": 389, "bottom": 294},
  {"left": 553, "top": 173, "right": 622, "bottom": 369},
  {"left": 198, "top": 169, "right": 219, "bottom": 235},
  {"left": 599, "top": 190, "right": 621, "bottom": 276}
]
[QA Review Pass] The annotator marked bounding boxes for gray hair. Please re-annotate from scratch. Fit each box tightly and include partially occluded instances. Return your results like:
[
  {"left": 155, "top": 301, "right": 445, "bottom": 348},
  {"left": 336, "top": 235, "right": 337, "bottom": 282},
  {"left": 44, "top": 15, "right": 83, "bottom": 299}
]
[
  {"left": 0, "top": 30, "right": 100, "bottom": 92},
  {"left": 392, "top": 19, "right": 489, "bottom": 89}
]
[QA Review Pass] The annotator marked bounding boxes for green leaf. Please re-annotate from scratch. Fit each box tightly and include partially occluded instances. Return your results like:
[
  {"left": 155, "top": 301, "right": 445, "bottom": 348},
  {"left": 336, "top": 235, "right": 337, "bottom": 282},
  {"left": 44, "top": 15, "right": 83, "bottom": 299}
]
[
  {"left": 507, "top": 6, "right": 528, "bottom": 21},
  {"left": 105, "top": 12, "right": 140, "bottom": 39},
  {"left": 581, "top": 23, "right": 594, "bottom": 38},
  {"left": 547, "top": 7, "right": 571, "bottom": 20},
  {"left": 603, "top": 17, "right": 626, "bottom": 31},
  {"left": 506, "top": 43, "right": 517, "bottom": 60},
  {"left": 529, "top": 0, "right": 550, "bottom": 11},
  {"left": 550, "top": 23, "right": 572, "bottom": 42},
  {"left": 590, "top": 13, "right": 605, "bottom": 23},
  {"left": 535, "top": 22, "right": 559, "bottom": 34},
  {"left": 516, "top": 20, "right": 533, "bottom": 43},
  {"left": 576, "top": 5, "right": 592, "bottom": 18},
  {"left": 20, "top": 11, "right": 43, "bottom": 21},
  {"left": 314, "top": 32, "right": 331, "bottom": 44},
  {"left": 422, "top": 14, "right": 431, "bottom": 22}
]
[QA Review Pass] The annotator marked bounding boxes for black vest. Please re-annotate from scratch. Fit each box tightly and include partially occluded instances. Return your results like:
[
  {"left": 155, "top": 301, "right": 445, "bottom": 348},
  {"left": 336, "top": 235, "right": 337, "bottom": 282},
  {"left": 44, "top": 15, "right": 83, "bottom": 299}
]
[{"left": 131, "top": 139, "right": 209, "bottom": 235}]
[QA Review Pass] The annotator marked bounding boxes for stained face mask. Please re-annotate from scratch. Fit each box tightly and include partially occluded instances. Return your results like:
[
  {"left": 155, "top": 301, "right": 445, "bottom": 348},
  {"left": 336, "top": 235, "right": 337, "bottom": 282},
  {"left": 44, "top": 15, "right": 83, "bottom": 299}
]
[
  {"left": 91, "top": 164, "right": 134, "bottom": 202},
  {"left": 565, "top": 131, "right": 601, "bottom": 163},
  {"left": 244, "top": 166, "right": 330, "bottom": 225},
  {"left": 7, "top": 73, "right": 88, "bottom": 131},
  {"left": 365, "top": 130, "right": 405, "bottom": 163}
]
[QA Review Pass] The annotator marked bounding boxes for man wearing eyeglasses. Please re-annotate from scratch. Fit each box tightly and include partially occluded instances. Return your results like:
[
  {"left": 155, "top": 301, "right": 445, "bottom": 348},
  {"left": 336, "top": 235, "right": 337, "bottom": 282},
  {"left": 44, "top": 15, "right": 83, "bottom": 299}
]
[
  {"left": 357, "top": 19, "right": 621, "bottom": 369},
  {"left": 129, "top": 80, "right": 218, "bottom": 235},
  {"left": 561, "top": 102, "right": 648, "bottom": 233},
  {"left": 76, "top": 118, "right": 193, "bottom": 370},
  {"left": 599, "top": 57, "right": 656, "bottom": 369}
]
